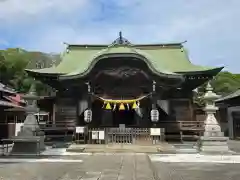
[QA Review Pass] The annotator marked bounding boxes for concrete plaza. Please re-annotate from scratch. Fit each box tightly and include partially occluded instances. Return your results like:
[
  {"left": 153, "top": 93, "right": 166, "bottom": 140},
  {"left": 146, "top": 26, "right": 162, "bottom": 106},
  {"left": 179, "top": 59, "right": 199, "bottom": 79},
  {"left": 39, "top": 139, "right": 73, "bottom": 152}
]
[{"left": 0, "top": 153, "right": 240, "bottom": 180}]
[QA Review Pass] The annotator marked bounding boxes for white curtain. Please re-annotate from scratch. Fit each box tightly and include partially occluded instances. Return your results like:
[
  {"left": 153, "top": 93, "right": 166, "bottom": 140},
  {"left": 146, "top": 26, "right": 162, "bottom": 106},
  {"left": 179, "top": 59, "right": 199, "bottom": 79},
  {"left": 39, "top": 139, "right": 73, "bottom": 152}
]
[
  {"left": 78, "top": 100, "right": 88, "bottom": 115},
  {"left": 15, "top": 123, "right": 24, "bottom": 136},
  {"left": 135, "top": 108, "right": 143, "bottom": 117}
]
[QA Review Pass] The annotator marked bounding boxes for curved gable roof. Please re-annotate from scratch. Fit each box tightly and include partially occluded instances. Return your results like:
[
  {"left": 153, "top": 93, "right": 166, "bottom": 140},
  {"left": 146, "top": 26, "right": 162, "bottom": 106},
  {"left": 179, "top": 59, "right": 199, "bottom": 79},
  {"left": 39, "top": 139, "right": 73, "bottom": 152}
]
[{"left": 26, "top": 42, "right": 222, "bottom": 79}]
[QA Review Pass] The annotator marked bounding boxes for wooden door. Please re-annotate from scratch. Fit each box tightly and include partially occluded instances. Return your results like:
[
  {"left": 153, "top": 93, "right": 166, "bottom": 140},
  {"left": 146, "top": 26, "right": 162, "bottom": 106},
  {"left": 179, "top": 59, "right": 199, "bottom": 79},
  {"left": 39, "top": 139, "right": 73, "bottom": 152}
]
[{"left": 232, "top": 111, "right": 240, "bottom": 139}]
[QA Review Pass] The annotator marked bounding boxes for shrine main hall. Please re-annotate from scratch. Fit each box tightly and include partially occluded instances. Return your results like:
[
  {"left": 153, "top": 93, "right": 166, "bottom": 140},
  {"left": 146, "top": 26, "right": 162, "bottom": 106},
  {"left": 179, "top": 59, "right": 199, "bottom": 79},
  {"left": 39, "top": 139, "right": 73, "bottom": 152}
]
[{"left": 26, "top": 33, "right": 223, "bottom": 141}]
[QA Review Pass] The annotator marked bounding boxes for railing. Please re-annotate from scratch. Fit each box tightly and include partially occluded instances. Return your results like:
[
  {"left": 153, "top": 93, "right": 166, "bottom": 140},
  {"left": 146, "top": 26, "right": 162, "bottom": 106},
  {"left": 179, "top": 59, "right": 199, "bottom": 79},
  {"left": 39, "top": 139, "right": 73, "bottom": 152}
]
[
  {"left": 39, "top": 123, "right": 75, "bottom": 142},
  {"left": 75, "top": 127, "right": 165, "bottom": 145},
  {"left": 0, "top": 120, "right": 205, "bottom": 143},
  {"left": 157, "top": 120, "right": 205, "bottom": 141},
  {"left": 157, "top": 120, "right": 204, "bottom": 130},
  {"left": 179, "top": 121, "right": 204, "bottom": 131}
]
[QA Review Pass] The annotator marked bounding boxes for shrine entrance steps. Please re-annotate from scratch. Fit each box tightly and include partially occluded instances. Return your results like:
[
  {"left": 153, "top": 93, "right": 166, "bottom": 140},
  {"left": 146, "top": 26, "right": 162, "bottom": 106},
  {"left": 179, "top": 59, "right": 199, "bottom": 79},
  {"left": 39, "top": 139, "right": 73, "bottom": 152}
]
[{"left": 66, "top": 143, "right": 177, "bottom": 153}]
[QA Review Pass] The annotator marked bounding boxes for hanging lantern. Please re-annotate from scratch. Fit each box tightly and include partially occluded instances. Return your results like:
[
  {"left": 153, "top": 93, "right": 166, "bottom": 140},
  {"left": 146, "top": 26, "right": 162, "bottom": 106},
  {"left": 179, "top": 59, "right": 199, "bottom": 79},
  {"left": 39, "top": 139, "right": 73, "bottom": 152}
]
[
  {"left": 132, "top": 102, "right": 138, "bottom": 109},
  {"left": 119, "top": 103, "right": 125, "bottom": 110},
  {"left": 150, "top": 109, "right": 159, "bottom": 122},
  {"left": 84, "top": 109, "right": 92, "bottom": 123},
  {"left": 105, "top": 103, "right": 112, "bottom": 110}
]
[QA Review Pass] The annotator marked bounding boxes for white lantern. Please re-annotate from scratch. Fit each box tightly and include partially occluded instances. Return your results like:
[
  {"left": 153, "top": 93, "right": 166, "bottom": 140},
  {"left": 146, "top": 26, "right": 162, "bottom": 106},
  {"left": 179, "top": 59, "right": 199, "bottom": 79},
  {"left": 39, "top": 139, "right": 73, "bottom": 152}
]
[
  {"left": 84, "top": 109, "right": 92, "bottom": 123},
  {"left": 150, "top": 109, "right": 159, "bottom": 122}
]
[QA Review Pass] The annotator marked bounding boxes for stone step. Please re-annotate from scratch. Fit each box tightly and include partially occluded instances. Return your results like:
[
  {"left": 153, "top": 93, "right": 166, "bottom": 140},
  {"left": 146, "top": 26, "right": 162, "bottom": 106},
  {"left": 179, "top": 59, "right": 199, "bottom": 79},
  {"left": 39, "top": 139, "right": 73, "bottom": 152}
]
[
  {"left": 200, "top": 146, "right": 230, "bottom": 152},
  {"left": 201, "top": 141, "right": 228, "bottom": 146},
  {"left": 176, "top": 148, "right": 199, "bottom": 154}
]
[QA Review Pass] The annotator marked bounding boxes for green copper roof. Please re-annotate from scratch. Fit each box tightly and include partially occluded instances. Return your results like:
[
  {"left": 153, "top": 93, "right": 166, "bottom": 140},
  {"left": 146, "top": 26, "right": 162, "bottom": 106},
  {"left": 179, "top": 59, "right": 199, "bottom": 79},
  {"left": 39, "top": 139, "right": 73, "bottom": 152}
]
[
  {"left": 26, "top": 41, "right": 222, "bottom": 79},
  {"left": 216, "top": 89, "right": 240, "bottom": 102}
]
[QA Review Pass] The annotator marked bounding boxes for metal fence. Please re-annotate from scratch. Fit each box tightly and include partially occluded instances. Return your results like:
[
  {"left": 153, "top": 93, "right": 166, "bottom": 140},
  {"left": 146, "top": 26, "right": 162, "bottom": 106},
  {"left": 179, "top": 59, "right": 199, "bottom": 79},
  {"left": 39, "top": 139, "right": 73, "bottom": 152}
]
[{"left": 75, "top": 127, "right": 165, "bottom": 145}]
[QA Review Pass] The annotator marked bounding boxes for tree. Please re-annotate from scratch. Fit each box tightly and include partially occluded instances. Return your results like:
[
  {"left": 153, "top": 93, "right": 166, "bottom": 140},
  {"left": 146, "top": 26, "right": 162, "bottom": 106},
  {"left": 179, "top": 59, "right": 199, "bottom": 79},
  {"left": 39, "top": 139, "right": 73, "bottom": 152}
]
[
  {"left": 193, "top": 71, "right": 240, "bottom": 106},
  {"left": 211, "top": 71, "right": 240, "bottom": 96},
  {"left": 0, "top": 48, "right": 58, "bottom": 95}
]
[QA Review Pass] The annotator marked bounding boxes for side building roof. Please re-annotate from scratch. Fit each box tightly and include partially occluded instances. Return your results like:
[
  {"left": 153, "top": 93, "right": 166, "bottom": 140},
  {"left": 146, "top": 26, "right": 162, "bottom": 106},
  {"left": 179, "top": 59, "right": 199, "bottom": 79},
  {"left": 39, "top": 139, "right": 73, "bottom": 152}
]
[{"left": 216, "top": 89, "right": 240, "bottom": 102}]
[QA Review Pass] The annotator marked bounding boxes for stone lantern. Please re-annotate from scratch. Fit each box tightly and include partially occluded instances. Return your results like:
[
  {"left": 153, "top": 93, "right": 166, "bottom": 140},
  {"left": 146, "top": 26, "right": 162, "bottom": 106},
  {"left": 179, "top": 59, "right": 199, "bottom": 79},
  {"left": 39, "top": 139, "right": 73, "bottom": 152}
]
[
  {"left": 11, "top": 83, "right": 45, "bottom": 155},
  {"left": 198, "top": 82, "right": 229, "bottom": 153},
  {"left": 202, "top": 82, "right": 221, "bottom": 133},
  {"left": 22, "top": 83, "right": 40, "bottom": 114}
]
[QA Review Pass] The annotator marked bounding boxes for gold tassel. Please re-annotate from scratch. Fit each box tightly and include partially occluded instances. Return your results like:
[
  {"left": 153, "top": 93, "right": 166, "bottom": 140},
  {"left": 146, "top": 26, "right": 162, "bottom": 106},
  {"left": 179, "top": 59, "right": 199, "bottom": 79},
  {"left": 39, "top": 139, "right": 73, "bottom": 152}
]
[
  {"left": 132, "top": 102, "right": 138, "bottom": 109},
  {"left": 105, "top": 103, "right": 112, "bottom": 110},
  {"left": 119, "top": 103, "right": 125, "bottom": 110}
]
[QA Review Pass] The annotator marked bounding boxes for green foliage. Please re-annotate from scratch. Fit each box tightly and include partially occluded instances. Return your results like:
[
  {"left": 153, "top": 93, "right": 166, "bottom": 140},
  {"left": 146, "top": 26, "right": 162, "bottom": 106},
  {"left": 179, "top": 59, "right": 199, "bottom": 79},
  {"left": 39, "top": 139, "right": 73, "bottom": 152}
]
[
  {"left": 0, "top": 48, "right": 58, "bottom": 95},
  {"left": 211, "top": 71, "right": 240, "bottom": 96},
  {"left": 193, "top": 71, "right": 240, "bottom": 106}
]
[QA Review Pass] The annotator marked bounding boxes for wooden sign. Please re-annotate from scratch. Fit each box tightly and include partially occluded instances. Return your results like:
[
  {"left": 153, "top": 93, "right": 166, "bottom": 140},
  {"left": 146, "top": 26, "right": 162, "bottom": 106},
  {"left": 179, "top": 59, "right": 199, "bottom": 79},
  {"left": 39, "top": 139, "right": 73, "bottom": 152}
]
[
  {"left": 150, "top": 128, "right": 161, "bottom": 136},
  {"left": 92, "top": 131, "right": 99, "bottom": 139},
  {"left": 99, "top": 131, "right": 105, "bottom": 140},
  {"left": 76, "top": 126, "right": 84, "bottom": 133}
]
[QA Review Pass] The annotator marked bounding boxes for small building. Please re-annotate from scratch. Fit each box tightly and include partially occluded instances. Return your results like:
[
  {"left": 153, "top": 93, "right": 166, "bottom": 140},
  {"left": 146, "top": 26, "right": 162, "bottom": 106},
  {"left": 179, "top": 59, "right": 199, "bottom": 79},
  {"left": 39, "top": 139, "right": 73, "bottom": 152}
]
[
  {"left": 0, "top": 83, "right": 25, "bottom": 139},
  {"left": 216, "top": 89, "right": 240, "bottom": 140},
  {"left": 26, "top": 34, "right": 223, "bottom": 141}
]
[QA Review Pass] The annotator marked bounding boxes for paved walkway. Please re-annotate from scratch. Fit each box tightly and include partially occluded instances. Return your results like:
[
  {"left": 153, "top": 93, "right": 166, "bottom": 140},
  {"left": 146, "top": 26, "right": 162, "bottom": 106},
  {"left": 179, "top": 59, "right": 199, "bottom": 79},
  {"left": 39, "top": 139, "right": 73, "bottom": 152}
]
[
  {"left": 229, "top": 140, "right": 240, "bottom": 152},
  {"left": 1, "top": 140, "right": 240, "bottom": 179},
  {"left": 152, "top": 161, "right": 240, "bottom": 180},
  {"left": 0, "top": 154, "right": 157, "bottom": 180},
  {"left": 1, "top": 153, "right": 240, "bottom": 180}
]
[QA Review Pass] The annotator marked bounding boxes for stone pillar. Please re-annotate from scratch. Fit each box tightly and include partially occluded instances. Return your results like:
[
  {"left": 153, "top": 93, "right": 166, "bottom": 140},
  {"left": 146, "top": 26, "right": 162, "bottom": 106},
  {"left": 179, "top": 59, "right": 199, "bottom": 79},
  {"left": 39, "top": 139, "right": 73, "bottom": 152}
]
[{"left": 198, "top": 82, "right": 230, "bottom": 153}]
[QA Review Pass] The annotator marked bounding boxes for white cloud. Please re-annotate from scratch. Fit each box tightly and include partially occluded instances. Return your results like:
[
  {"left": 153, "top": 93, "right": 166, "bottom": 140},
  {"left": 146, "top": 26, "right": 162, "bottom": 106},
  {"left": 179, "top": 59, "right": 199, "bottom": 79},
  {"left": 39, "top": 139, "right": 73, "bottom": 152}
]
[
  {"left": 1, "top": 0, "right": 238, "bottom": 48},
  {"left": 0, "top": 0, "right": 90, "bottom": 25},
  {"left": 0, "top": 0, "right": 88, "bottom": 16},
  {"left": 0, "top": 0, "right": 240, "bottom": 72}
]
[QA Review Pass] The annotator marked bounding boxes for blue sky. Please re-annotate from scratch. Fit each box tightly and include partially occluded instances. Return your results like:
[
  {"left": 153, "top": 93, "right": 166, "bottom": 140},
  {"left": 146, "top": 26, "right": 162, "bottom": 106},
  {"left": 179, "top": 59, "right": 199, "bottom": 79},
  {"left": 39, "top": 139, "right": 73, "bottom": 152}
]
[{"left": 0, "top": 0, "right": 239, "bottom": 72}]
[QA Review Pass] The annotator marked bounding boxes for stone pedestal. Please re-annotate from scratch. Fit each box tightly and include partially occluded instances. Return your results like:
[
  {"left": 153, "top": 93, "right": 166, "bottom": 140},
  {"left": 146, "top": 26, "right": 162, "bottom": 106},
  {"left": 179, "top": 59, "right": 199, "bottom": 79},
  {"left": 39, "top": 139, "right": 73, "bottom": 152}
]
[
  {"left": 199, "top": 132, "right": 229, "bottom": 153},
  {"left": 198, "top": 82, "right": 230, "bottom": 154}
]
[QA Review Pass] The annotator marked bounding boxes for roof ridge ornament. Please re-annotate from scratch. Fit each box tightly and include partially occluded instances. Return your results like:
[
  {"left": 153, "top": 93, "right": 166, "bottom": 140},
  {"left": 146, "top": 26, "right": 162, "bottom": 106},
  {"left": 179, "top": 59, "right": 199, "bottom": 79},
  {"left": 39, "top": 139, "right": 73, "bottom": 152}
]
[{"left": 109, "top": 31, "right": 132, "bottom": 47}]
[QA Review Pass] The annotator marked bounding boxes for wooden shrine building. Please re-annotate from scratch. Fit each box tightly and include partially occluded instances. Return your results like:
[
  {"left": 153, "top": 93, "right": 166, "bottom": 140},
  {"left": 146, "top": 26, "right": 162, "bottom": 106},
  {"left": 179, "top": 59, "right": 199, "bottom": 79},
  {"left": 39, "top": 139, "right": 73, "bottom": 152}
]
[{"left": 26, "top": 33, "right": 223, "bottom": 140}]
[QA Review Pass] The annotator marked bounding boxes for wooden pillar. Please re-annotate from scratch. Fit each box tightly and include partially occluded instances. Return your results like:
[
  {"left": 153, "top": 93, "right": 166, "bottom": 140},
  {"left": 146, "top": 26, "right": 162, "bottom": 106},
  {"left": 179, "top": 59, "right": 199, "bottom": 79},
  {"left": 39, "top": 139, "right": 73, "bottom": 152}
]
[
  {"left": 190, "top": 91, "right": 195, "bottom": 121},
  {"left": 52, "top": 103, "right": 56, "bottom": 124}
]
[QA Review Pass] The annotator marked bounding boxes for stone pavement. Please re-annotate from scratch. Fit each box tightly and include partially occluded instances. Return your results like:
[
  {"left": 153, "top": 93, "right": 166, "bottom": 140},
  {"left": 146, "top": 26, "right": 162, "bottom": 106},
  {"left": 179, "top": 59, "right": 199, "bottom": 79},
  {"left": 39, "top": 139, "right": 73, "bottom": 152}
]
[
  {"left": 1, "top": 153, "right": 240, "bottom": 179},
  {"left": 152, "top": 161, "right": 240, "bottom": 180},
  {"left": 0, "top": 154, "right": 157, "bottom": 180},
  {"left": 228, "top": 140, "right": 240, "bottom": 152},
  {"left": 150, "top": 154, "right": 240, "bottom": 180}
]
